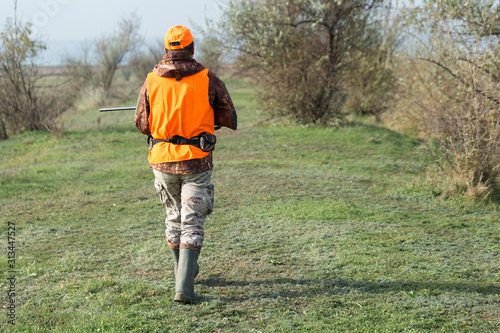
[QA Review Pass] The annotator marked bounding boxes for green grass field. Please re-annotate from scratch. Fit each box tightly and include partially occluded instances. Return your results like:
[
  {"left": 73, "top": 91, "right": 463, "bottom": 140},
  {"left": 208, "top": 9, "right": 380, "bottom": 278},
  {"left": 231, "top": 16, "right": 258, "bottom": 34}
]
[{"left": 0, "top": 79, "right": 499, "bottom": 332}]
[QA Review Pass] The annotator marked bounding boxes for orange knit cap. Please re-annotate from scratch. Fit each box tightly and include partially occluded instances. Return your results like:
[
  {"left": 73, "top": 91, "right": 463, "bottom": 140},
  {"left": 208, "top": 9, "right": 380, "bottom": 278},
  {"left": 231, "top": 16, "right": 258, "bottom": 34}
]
[{"left": 164, "top": 25, "right": 194, "bottom": 50}]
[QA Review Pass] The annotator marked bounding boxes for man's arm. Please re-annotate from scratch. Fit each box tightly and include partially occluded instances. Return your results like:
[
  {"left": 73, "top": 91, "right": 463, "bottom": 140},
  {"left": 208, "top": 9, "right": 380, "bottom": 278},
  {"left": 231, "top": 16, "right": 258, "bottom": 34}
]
[
  {"left": 208, "top": 71, "right": 237, "bottom": 130},
  {"left": 208, "top": 71, "right": 236, "bottom": 112},
  {"left": 134, "top": 80, "right": 151, "bottom": 135}
]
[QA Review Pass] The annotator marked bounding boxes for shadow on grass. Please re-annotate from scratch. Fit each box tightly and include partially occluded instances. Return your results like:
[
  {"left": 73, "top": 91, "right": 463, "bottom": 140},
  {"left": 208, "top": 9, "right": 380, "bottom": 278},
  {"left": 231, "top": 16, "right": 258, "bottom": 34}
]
[{"left": 198, "top": 276, "right": 500, "bottom": 302}]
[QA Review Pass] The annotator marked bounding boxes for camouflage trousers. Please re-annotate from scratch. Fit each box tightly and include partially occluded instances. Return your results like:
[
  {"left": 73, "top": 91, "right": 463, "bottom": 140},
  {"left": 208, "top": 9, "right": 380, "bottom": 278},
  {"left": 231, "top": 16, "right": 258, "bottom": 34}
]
[{"left": 153, "top": 169, "right": 214, "bottom": 252}]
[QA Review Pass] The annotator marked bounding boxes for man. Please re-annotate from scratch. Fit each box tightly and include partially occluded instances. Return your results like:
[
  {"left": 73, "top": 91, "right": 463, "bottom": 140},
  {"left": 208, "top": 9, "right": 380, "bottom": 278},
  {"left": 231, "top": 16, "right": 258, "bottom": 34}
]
[{"left": 134, "top": 25, "right": 236, "bottom": 304}]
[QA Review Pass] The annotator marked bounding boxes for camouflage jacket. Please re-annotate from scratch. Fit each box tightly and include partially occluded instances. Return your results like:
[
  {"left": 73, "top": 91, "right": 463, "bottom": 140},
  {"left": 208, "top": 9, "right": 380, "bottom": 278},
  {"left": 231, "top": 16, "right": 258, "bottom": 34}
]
[{"left": 134, "top": 48, "right": 235, "bottom": 175}]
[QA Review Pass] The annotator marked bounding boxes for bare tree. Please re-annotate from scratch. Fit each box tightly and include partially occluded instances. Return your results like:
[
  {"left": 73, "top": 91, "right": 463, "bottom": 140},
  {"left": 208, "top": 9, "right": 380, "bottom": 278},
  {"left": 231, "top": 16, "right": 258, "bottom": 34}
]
[
  {"left": 64, "top": 13, "right": 141, "bottom": 97},
  {"left": 0, "top": 0, "right": 68, "bottom": 139},
  {"left": 95, "top": 14, "right": 141, "bottom": 93},
  {"left": 63, "top": 40, "right": 96, "bottom": 97}
]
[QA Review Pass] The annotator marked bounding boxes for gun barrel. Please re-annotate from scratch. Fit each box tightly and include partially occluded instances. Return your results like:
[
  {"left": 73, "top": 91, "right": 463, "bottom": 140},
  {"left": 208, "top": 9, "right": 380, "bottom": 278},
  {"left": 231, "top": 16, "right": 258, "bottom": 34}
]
[
  {"left": 99, "top": 106, "right": 136, "bottom": 112},
  {"left": 98, "top": 106, "right": 236, "bottom": 130}
]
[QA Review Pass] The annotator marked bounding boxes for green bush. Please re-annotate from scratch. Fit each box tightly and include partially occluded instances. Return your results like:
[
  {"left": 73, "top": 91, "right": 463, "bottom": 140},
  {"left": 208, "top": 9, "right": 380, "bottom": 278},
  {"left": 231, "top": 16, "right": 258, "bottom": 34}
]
[{"left": 207, "top": 0, "right": 397, "bottom": 125}]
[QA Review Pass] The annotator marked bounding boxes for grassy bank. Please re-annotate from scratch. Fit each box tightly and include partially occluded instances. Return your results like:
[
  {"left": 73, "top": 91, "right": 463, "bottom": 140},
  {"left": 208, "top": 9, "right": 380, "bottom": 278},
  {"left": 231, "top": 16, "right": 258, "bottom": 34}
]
[{"left": 0, "top": 79, "right": 498, "bottom": 332}]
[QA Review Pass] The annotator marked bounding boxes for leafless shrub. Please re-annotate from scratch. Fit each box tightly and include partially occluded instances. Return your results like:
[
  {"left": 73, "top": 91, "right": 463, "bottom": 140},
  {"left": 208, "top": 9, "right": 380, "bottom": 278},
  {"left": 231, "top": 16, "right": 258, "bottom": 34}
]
[
  {"left": 63, "top": 41, "right": 97, "bottom": 99},
  {"left": 405, "top": 0, "right": 500, "bottom": 200},
  {"left": 95, "top": 14, "right": 140, "bottom": 93},
  {"left": 418, "top": 74, "right": 499, "bottom": 199},
  {"left": 63, "top": 13, "right": 141, "bottom": 100},
  {"left": 0, "top": 5, "right": 70, "bottom": 140},
  {"left": 128, "top": 39, "right": 164, "bottom": 81}
]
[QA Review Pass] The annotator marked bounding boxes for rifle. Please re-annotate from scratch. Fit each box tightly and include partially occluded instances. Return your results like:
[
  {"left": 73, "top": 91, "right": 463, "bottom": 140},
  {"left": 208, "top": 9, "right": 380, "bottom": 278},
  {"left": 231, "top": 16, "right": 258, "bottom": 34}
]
[{"left": 99, "top": 106, "right": 237, "bottom": 130}]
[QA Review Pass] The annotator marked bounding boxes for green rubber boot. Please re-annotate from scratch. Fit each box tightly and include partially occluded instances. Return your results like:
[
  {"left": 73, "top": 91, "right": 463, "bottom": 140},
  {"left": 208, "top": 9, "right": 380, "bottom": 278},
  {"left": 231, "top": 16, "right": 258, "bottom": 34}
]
[
  {"left": 174, "top": 249, "right": 200, "bottom": 304},
  {"left": 171, "top": 248, "right": 198, "bottom": 278},
  {"left": 170, "top": 248, "right": 180, "bottom": 276}
]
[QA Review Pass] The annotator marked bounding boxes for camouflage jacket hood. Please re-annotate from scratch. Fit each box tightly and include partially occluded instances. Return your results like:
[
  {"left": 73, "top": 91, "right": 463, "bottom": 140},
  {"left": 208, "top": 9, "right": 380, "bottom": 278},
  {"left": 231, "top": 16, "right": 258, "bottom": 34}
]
[{"left": 152, "top": 48, "right": 205, "bottom": 81}]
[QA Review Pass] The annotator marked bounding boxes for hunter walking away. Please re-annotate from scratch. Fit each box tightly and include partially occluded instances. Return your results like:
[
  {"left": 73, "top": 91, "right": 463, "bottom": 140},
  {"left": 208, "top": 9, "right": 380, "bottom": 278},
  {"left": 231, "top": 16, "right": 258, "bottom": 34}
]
[{"left": 134, "top": 25, "right": 237, "bottom": 304}]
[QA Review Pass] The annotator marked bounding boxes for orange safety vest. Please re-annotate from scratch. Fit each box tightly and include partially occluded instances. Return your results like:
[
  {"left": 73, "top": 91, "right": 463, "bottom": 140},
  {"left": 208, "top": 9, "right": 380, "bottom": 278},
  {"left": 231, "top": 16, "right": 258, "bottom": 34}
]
[{"left": 147, "top": 68, "right": 214, "bottom": 164}]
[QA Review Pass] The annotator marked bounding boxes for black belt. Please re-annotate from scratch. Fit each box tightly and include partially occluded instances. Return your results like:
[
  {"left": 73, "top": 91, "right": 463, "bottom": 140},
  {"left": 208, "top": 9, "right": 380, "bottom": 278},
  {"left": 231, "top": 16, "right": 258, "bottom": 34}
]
[{"left": 148, "top": 133, "right": 216, "bottom": 152}]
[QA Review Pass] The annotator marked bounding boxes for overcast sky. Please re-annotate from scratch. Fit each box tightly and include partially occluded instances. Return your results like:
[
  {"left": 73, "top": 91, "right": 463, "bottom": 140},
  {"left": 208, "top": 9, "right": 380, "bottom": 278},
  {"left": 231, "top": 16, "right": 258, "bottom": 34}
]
[{"left": 0, "top": 0, "right": 221, "bottom": 41}]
